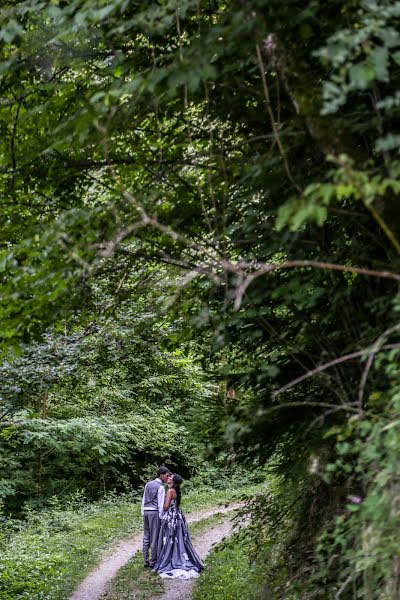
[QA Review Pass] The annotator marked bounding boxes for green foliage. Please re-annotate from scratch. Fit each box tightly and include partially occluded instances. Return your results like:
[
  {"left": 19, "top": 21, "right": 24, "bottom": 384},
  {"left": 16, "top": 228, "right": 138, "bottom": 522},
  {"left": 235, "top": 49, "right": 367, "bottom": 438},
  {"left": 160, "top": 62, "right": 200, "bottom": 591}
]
[
  {"left": 0, "top": 292, "right": 209, "bottom": 510},
  {"left": 0, "top": 409, "right": 193, "bottom": 509},
  {"left": 0, "top": 493, "right": 142, "bottom": 600},
  {"left": 308, "top": 356, "right": 400, "bottom": 598},
  {"left": 1, "top": 0, "right": 400, "bottom": 596},
  {"left": 318, "top": 0, "right": 400, "bottom": 116},
  {"left": 277, "top": 156, "right": 400, "bottom": 230},
  {"left": 192, "top": 533, "right": 265, "bottom": 600}
]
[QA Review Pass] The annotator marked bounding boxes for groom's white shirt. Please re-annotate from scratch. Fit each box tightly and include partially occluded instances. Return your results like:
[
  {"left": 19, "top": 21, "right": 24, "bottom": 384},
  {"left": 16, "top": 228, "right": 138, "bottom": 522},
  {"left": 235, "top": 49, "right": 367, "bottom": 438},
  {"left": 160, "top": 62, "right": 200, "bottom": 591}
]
[{"left": 141, "top": 477, "right": 165, "bottom": 518}]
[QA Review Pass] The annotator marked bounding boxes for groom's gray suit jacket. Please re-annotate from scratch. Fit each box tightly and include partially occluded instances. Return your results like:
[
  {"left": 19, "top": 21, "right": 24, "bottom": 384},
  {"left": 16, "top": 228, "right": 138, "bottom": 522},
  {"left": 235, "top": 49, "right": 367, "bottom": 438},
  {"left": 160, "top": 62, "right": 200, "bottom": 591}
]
[{"left": 143, "top": 478, "right": 163, "bottom": 511}]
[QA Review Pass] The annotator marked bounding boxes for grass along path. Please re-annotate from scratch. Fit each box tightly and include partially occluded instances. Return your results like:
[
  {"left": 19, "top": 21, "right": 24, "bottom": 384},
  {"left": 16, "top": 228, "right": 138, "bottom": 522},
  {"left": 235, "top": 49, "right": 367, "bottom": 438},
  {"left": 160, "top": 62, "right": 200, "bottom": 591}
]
[
  {"left": 73, "top": 503, "right": 243, "bottom": 600},
  {"left": 0, "top": 485, "right": 258, "bottom": 600}
]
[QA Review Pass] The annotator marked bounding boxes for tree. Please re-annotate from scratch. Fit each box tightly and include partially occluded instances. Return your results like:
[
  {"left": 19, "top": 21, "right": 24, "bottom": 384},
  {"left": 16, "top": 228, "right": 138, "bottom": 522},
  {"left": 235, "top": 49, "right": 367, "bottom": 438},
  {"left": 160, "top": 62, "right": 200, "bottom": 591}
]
[{"left": 1, "top": 0, "right": 400, "bottom": 594}]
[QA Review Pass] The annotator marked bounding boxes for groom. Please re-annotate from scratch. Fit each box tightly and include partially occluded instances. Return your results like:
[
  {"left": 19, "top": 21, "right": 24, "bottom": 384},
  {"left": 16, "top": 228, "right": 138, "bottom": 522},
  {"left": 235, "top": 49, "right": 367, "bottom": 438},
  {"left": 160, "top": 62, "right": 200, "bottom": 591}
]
[{"left": 141, "top": 466, "right": 171, "bottom": 568}]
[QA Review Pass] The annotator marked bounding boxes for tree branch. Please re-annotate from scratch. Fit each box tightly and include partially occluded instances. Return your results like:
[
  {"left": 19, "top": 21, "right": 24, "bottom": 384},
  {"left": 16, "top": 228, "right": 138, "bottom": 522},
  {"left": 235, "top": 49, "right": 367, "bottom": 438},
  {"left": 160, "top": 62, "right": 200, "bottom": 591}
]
[
  {"left": 230, "top": 259, "right": 400, "bottom": 310},
  {"left": 272, "top": 343, "right": 400, "bottom": 399}
]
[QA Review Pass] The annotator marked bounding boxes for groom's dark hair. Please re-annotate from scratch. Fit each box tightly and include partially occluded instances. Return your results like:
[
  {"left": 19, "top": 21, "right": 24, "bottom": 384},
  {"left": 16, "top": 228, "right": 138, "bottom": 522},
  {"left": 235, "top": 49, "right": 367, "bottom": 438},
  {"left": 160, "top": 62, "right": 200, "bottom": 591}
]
[{"left": 157, "top": 466, "right": 171, "bottom": 476}]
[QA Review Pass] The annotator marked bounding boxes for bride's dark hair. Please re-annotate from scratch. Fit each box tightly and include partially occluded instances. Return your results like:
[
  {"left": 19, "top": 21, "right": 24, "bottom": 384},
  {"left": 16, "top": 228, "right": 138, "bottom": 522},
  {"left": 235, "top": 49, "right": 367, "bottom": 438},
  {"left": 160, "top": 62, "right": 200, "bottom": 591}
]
[{"left": 171, "top": 474, "right": 183, "bottom": 507}]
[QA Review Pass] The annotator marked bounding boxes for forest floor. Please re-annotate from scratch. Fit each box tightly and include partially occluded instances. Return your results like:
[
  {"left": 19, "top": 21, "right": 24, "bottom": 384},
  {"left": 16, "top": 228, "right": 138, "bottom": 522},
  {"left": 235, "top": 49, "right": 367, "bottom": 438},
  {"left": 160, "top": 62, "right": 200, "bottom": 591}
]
[{"left": 70, "top": 503, "right": 243, "bottom": 600}]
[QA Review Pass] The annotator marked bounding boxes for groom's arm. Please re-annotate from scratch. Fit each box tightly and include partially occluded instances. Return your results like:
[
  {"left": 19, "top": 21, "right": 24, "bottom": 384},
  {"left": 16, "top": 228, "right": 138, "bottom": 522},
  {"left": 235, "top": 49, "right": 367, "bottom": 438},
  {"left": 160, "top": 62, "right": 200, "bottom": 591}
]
[
  {"left": 157, "top": 485, "right": 165, "bottom": 518},
  {"left": 141, "top": 483, "right": 147, "bottom": 516}
]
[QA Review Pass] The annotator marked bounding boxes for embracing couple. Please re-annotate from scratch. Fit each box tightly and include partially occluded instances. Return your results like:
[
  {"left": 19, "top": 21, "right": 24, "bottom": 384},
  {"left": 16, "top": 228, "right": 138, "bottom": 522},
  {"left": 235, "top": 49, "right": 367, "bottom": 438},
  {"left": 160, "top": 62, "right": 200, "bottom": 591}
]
[{"left": 141, "top": 466, "right": 204, "bottom": 579}]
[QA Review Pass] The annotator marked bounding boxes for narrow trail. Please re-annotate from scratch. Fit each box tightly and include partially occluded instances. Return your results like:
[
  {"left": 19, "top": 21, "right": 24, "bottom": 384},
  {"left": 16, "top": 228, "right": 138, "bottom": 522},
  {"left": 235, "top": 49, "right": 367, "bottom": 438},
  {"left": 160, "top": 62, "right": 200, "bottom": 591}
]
[{"left": 69, "top": 503, "right": 242, "bottom": 600}]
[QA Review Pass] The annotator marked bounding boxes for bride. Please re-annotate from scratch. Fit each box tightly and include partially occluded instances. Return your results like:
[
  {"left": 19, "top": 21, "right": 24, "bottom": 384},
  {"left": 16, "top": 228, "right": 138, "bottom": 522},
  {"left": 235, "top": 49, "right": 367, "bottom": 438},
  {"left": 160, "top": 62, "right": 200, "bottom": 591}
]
[{"left": 152, "top": 473, "right": 204, "bottom": 579}]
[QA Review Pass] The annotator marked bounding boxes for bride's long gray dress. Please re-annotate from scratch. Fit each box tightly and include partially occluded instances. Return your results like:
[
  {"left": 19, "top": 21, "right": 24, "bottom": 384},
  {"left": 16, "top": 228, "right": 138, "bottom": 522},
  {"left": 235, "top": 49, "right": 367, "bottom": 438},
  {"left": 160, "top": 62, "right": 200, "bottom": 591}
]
[{"left": 152, "top": 499, "right": 204, "bottom": 579}]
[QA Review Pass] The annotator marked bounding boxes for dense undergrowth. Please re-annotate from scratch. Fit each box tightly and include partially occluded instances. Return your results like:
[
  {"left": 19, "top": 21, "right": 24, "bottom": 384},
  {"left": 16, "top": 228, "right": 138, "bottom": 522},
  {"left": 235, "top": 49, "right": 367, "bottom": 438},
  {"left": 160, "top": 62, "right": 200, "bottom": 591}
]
[{"left": 200, "top": 381, "right": 400, "bottom": 600}]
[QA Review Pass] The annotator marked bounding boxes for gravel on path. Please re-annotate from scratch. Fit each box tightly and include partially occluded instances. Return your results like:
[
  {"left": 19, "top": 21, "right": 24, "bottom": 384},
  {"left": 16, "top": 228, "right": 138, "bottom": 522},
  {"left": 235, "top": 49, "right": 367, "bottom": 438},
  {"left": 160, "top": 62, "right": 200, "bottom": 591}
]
[{"left": 69, "top": 503, "right": 242, "bottom": 600}]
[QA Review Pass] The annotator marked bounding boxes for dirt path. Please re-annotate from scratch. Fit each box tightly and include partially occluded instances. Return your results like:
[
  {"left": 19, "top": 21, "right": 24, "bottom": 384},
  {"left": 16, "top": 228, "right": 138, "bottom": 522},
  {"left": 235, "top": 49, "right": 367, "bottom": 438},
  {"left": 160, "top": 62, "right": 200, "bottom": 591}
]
[
  {"left": 149, "top": 513, "right": 236, "bottom": 600},
  {"left": 69, "top": 503, "right": 242, "bottom": 600}
]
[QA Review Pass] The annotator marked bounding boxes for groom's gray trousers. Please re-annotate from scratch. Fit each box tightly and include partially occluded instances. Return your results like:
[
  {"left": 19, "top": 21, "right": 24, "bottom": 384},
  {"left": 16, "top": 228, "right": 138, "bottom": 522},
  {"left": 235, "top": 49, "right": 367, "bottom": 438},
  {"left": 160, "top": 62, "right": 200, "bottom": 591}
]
[{"left": 143, "top": 511, "right": 160, "bottom": 566}]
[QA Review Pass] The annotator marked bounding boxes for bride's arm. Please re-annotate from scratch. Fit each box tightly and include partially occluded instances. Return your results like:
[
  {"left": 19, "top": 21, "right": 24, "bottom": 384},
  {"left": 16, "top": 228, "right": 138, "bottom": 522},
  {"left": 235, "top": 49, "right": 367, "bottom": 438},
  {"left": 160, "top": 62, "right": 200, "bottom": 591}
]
[{"left": 163, "top": 489, "right": 177, "bottom": 511}]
